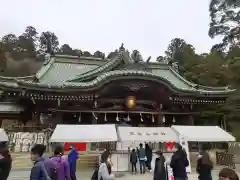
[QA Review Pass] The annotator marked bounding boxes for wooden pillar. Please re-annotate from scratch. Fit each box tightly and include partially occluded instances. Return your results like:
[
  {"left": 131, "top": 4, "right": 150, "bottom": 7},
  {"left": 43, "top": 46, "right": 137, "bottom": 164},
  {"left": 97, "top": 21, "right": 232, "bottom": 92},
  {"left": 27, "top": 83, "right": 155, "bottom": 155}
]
[{"left": 157, "top": 114, "right": 164, "bottom": 127}]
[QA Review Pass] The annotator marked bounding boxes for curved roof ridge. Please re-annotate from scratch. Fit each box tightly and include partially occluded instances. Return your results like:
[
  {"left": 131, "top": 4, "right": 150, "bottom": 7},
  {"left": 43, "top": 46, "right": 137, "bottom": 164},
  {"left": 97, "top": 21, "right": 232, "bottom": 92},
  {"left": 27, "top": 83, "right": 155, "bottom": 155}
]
[
  {"left": 14, "top": 69, "right": 234, "bottom": 94},
  {"left": 36, "top": 57, "right": 55, "bottom": 80},
  {"left": 68, "top": 51, "right": 124, "bottom": 82},
  {"left": 169, "top": 66, "right": 196, "bottom": 87}
]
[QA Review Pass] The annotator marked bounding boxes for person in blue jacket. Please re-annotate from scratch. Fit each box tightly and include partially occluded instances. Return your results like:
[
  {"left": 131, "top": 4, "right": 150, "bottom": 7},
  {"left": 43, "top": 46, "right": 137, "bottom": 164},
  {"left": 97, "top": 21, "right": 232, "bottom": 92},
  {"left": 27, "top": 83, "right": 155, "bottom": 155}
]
[{"left": 68, "top": 145, "right": 78, "bottom": 180}]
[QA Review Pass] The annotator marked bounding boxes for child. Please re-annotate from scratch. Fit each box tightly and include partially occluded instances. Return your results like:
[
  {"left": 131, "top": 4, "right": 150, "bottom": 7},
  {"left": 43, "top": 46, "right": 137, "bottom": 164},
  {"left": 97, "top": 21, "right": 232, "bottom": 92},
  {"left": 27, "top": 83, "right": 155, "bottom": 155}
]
[{"left": 130, "top": 149, "right": 138, "bottom": 174}]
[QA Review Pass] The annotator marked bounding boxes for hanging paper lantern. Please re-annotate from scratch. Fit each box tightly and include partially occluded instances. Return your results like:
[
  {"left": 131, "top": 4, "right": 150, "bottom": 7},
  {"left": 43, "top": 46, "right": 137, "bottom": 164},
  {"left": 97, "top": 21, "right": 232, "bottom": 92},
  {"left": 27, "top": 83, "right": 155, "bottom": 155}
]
[{"left": 126, "top": 96, "right": 136, "bottom": 109}]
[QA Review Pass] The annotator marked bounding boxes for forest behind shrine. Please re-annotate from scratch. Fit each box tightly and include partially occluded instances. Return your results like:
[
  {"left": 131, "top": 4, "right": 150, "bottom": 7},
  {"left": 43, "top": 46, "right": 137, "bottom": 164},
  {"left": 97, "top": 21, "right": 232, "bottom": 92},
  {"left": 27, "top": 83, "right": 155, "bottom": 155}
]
[{"left": 0, "top": 0, "right": 240, "bottom": 139}]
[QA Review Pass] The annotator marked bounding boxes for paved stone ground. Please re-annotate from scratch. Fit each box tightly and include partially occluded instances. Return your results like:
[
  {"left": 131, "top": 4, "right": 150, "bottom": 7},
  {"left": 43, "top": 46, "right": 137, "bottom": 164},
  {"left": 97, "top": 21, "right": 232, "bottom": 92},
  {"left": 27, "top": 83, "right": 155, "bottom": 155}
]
[{"left": 8, "top": 168, "right": 223, "bottom": 180}]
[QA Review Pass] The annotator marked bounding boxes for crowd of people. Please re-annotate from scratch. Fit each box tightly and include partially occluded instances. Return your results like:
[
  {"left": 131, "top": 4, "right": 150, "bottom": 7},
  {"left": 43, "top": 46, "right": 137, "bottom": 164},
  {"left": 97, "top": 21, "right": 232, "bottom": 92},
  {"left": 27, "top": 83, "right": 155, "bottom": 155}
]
[
  {"left": 0, "top": 143, "right": 79, "bottom": 180},
  {"left": 0, "top": 142, "right": 239, "bottom": 180}
]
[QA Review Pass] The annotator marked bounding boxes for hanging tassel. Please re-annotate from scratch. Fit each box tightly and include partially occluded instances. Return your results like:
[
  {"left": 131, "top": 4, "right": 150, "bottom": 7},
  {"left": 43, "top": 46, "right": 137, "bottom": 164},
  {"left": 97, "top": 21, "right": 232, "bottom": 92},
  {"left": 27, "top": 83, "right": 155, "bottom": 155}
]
[
  {"left": 162, "top": 115, "right": 165, "bottom": 123},
  {"left": 127, "top": 113, "right": 130, "bottom": 121},
  {"left": 116, "top": 113, "right": 119, "bottom": 122},
  {"left": 152, "top": 114, "right": 155, "bottom": 123},
  {"left": 160, "top": 104, "right": 163, "bottom": 110},
  {"left": 104, "top": 113, "right": 107, "bottom": 121},
  {"left": 92, "top": 112, "right": 98, "bottom": 120},
  {"left": 172, "top": 116, "right": 176, "bottom": 123},
  {"left": 140, "top": 113, "right": 143, "bottom": 122},
  {"left": 78, "top": 113, "right": 81, "bottom": 122}
]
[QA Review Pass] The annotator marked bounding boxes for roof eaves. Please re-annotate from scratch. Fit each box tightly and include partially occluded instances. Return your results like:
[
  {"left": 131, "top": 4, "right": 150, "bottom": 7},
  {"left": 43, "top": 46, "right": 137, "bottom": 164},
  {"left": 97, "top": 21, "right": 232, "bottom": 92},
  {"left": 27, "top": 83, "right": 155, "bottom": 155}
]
[
  {"left": 13, "top": 70, "right": 234, "bottom": 95},
  {"left": 35, "top": 57, "right": 55, "bottom": 80}
]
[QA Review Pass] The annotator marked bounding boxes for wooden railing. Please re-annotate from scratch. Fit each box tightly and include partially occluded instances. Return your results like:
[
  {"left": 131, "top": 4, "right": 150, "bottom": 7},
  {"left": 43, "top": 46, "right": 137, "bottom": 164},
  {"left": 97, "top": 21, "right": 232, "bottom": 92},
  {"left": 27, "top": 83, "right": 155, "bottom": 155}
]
[{"left": 216, "top": 152, "right": 235, "bottom": 169}]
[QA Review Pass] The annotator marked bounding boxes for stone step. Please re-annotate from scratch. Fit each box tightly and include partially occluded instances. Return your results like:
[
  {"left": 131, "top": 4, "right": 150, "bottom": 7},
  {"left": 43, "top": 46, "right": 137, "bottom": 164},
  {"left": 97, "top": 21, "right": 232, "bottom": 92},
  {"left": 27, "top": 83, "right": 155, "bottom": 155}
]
[{"left": 11, "top": 153, "right": 99, "bottom": 170}]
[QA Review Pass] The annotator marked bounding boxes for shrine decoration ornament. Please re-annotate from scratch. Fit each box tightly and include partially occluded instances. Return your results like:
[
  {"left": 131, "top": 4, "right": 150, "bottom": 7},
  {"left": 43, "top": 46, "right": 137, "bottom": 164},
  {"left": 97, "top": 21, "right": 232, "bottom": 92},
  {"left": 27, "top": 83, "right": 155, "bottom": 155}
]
[
  {"left": 159, "top": 142, "right": 177, "bottom": 150},
  {"left": 126, "top": 96, "right": 136, "bottom": 109}
]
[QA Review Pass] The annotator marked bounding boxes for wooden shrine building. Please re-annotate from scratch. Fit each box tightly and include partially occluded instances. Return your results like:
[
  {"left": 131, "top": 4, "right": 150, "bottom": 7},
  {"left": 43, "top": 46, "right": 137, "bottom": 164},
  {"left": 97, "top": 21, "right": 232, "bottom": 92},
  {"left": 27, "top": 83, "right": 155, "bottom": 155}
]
[{"left": 0, "top": 45, "right": 234, "bottom": 131}]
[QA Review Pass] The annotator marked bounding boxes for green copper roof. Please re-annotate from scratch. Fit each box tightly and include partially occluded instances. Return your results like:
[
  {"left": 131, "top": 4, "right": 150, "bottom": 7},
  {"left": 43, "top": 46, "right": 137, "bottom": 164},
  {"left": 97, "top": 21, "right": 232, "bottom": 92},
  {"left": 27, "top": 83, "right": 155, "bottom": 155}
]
[
  {"left": 0, "top": 51, "right": 235, "bottom": 95},
  {"left": 39, "top": 62, "right": 98, "bottom": 84}
]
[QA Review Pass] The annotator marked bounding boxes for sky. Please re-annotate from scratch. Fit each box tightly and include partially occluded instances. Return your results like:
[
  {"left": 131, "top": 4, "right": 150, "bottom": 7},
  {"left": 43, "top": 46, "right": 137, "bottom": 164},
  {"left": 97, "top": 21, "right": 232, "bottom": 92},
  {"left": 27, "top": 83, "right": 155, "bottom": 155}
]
[{"left": 0, "top": 0, "right": 222, "bottom": 59}]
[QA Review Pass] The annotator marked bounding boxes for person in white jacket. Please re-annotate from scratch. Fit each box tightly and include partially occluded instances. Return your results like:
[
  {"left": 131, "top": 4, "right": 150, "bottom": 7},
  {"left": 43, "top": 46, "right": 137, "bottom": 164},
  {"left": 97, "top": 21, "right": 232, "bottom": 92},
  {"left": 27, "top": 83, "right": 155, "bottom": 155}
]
[{"left": 98, "top": 153, "right": 114, "bottom": 180}]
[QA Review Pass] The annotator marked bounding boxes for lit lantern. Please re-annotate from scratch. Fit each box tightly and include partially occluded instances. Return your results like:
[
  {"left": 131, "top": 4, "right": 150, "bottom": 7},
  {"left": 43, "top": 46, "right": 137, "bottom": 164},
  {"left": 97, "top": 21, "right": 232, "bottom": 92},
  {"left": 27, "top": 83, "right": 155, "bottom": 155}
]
[{"left": 126, "top": 96, "right": 136, "bottom": 109}]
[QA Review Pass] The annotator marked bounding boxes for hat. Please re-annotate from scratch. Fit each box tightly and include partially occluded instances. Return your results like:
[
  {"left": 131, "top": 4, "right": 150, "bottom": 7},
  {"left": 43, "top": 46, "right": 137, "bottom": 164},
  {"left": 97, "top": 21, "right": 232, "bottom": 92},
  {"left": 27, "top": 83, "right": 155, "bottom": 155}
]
[{"left": 155, "top": 150, "right": 163, "bottom": 155}]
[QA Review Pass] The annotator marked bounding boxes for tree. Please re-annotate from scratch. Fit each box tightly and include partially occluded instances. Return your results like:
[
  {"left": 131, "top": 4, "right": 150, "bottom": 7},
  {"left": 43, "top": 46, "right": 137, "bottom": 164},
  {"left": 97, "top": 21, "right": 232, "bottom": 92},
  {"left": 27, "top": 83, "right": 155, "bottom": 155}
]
[
  {"left": 209, "top": 0, "right": 240, "bottom": 50},
  {"left": 1, "top": 34, "right": 18, "bottom": 52},
  {"left": 58, "top": 44, "right": 73, "bottom": 55},
  {"left": 39, "top": 31, "right": 59, "bottom": 53},
  {"left": 165, "top": 38, "right": 187, "bottom": 63}
]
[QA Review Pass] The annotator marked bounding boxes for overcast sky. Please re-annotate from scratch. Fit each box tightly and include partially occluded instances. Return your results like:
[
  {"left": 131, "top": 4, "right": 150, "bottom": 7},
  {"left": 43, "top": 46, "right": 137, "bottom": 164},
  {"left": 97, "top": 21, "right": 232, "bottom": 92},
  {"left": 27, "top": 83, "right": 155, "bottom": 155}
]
[{"left": 0, "top": 0, "right": 222, "bottom": 59}]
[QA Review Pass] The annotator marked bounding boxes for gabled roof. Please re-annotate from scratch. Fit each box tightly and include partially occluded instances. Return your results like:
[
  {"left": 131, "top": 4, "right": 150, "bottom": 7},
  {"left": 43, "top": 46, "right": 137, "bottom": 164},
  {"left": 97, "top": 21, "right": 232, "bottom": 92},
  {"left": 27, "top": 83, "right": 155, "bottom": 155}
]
[{"left": 0, "top": 48, "right": 235, "bottom": 96}]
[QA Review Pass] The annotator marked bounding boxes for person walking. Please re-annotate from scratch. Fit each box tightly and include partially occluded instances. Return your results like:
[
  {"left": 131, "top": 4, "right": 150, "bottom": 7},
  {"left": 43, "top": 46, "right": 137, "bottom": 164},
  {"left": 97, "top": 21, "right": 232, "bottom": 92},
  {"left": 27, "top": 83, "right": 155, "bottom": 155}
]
[
  {"left": 170, "top": 144, "right": 189, "bottom": 180},
  {"left": 30, "top": 144, "right": 56, "bottom": 180},
  {"left": 153, "top": 150, "right": 166, "bottom": 180},
  {"left": 130, "top": 149, "right": 137, "bottom": 174},
  {"left": 137, "top": 143, "right": 146, "bottom": 174},
  {"left": 50, "top": 145, "right": 71, "bottom": 180},
  {"left": 68, "top": 145, "right": 78, "bottom": 180},
  {"left": 0, "top": 145, "right": 12, "bottom": 180},
  {"left": 98, "top": 151, "right": 114, "bottom": 180},
  {"left": 196, "top": 150, "right": 213, "bottom": 180},
  {"left": 145, "top": 143, "right": 153, "bottom": 171}
]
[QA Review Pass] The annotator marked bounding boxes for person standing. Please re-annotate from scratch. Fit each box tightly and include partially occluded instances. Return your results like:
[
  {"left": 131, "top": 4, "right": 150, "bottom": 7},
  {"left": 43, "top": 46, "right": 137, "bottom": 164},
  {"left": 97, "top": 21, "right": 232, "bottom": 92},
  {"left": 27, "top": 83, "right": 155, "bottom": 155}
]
[
  {"left": 68, "top": 145, "right": 78, "bottom": 180},
  {"left": 51, "top": 145, "right": 71, "bottom": 180},
  {"left": 170, "top": 144, "right": 189, "bottom": 180},
  {"left": 130, "top": 149, "right": 137, "bottom": 174},
  {"left": 145, "top": 143, "right": 153, "bottom": 171},
  {"left": 0, "top": 145, "right": 12, "bottom": 180},
  {"left": 196, "top": 150, "right": 213, "bottom": 180},
  {"left": 153, "top": 151, "right": 166, "bottom": 180},
  {"left": 30, "top": 144, "right": 56, "bottom": 180},
  {"left": 137, "top": 143, "right": 146, "bottom": 174}
]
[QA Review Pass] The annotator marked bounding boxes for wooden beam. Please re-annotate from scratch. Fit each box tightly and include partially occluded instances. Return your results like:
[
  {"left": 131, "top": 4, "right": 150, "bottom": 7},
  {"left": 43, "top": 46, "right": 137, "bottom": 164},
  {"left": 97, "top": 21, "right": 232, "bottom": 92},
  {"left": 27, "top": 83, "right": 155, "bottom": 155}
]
[{"left": 47, "top": 108, "right": 199, "bottom": 115}]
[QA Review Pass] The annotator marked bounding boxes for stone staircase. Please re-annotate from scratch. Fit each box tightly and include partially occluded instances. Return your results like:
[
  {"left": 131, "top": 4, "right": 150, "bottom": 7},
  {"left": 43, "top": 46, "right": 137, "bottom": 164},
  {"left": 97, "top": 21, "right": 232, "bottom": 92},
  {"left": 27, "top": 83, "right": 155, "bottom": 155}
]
[
  {"left": 11, "top": 152, "right": 99, "bottom": 170},
  {"left": 77, "top": 154, "right": 99, "bottom": 169}
]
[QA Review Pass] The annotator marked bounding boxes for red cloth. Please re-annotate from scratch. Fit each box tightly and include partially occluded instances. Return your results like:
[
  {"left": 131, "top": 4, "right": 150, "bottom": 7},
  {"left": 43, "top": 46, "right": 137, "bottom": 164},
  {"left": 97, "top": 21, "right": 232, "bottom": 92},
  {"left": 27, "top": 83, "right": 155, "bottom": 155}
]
[{"left": 64, "top": 142, "right": 87, "bottom": 152}]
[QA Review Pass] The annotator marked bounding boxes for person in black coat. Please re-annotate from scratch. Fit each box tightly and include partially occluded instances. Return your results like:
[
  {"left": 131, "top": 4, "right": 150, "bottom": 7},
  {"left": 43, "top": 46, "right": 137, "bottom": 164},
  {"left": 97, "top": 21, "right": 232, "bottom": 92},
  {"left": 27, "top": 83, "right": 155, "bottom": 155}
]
[
  {"left": 154, "top": 150, "right": 166, "bottom": 180},
  {"left": 0, "top": 145, "right": 12, "bottom": 180},
  {"left": 130, "top": 149, "right": 138, "bottom": 173},
  {"left": 145, "top": 143, "right": 153, "bottom": 171},
  {"left": 196, "top": 151, "right": 213, "bottom": 180},
  {"left": 170, "top": 144, "right": 189, "bottom": 180}
]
